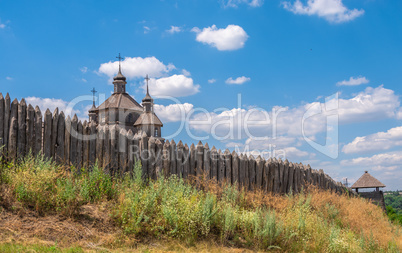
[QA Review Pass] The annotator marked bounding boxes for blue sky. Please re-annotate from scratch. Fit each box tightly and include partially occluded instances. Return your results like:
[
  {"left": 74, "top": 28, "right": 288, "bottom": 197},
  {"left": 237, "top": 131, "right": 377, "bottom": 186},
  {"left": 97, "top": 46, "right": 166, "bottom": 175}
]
[{"left": 1, "top": 0, "right": 402, "bottom": 189}]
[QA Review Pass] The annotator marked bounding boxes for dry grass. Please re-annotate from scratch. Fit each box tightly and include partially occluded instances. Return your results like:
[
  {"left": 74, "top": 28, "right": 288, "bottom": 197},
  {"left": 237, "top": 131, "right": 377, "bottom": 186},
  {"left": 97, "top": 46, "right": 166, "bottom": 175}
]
[{"left": 0, "top": 158, "right": 401, "bottom": 252}]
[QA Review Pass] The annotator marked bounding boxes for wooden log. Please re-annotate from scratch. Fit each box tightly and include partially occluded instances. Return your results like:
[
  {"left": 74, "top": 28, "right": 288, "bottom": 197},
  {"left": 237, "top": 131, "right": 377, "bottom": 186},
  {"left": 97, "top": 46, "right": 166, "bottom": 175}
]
[
  {"left": 3, "top": 93, "right": 10, "bottom": 155},
  {"left": 244, "top": 155, "right": 249, "bottom": 190},
  {"left": 255, "top": 156, "right": 264, "bottom": 189},
  {"left": 127, "top": 129, "right": 134, "bottom": 173},
  {"left": 268, "top": 158, "right": 275, "bottom": 193},
  {"left": 102, "top": 125, "right": 110, "bottom": 172},
  {"left": 64, "top": 116, "right": 71, "bottom": 166},
  {"left": 177, "top": 141, "right": 184, "bottom": 177},
  {"left": 203, "top": 143, "right": 211, "bottom": 179},
  {"left": 248, "top": 155, "right": 256, "bottom": 190},
  {"left": 224, "top": 149, "right": 232, "bottom": 185},
  {"left": 210, "top": 146, "right": 218, "bottom": 181},
  {"left": 294, "top": 163, "right": 301, "bottom": 193},
  {"left": 17, "top": 99, "right": 27, "bottom": 157},
  {"left": 170, "top": 140, "right": 177, "bottom": 175},
  {"left": 89, "top": 121, "right": 97, "bottom": 167},
  {"left": 26, "top": 104, "right": 35, "bottom": 155},
  {"left": 70, "top": 115, "right": 78, "bottom": 166},
  {"left": 51, "top": 108, "right": 59, "bottom": 158},
  {"left": 133, "top": 134, "right": 140, "bottom": 163},
  {"left": 163, "top": 140, "right": 171, "bottom": 177},
  {"left": 34, "top": 106, "right": 42, "bottom": 156},
  {"left": 189, "top": 143, "right": 195, "bottom": 177},
  {"left": 263, "top": 160, "right": 270, "bottom": 192},
  {"left": 8, "top": 99, "right": 18, "bottom": 160},
  {"left": 43, "top": 109, "right": 52, "bottom": 159},
  {"left": 283, "top": 159, "right": 290, "bottom": 194},
  {"left": 278, "top": 159, "right": 284, "bottom": 193},
  {"left": 288, "top": 162, "right": 295, "bottom": 194},
  {"left": 148, "top": 137, "right": 156, "bottom": 179},
  {"left": 119, "top": 128, "right": 128, "bottom": 175},
  {"left": 196, "top": 141, "right": 203, "bottom": 179},
  {"left": 239, "top": 154, "right": 246, "bottom": 187},
  {"left": 155, "top": 138, "right": 163, "bottom": 178},
  {"left": 140, "top": 132, "right": 148, "bottom": 179},
  {"left": 82, "top": 121, "right": 89, "bottom": 169},
  {"left": 55, "top": 112, "right": 65, "bottom": 163},
  {"left": 96, "top": 126, "right": 104, "bottom": 168},
  {"left": 110, "top": 125, "right": 118, "bottom": 175},
  {"left": 232, "top": 151, "right": 239, "bottom": 185},
  {"left": 0, "top": 93, "right": 4, "bottom": 157},
  {"left": 183, "top": 143, "right": 190, "bottom": 179},
  {"left": 218, "top": 149, "right": 225, "bottom": 182},
  {"left": 76, "top": 120, "right": 83, "bottom": 172}
]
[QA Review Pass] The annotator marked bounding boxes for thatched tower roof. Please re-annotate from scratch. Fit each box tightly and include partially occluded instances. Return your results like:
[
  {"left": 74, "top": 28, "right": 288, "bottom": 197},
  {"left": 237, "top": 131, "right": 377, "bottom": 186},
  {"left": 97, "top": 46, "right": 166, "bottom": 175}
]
[{"left": 351, "top": 171, "right": 386, "bottom": 189}]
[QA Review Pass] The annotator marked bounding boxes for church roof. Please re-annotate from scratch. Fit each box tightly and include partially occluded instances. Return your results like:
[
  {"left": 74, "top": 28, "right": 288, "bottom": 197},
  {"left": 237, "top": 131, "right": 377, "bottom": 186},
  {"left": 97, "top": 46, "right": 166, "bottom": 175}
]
[
  {"left": 351, "top": 171, "right": 386, "bottom": 189},
  {"left": 96, "top": 92, "right": 143, "bottom": 111},
  {"left": 134, "top": 111, "right": 163, "bottom": 126}
]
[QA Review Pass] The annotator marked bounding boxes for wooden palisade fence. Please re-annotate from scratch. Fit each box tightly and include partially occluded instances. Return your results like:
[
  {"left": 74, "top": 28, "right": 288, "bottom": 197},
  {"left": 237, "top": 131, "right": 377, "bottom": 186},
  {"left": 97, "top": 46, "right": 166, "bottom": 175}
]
[{"left": 0, "top": 93, "right": 349, "bottom": 195}]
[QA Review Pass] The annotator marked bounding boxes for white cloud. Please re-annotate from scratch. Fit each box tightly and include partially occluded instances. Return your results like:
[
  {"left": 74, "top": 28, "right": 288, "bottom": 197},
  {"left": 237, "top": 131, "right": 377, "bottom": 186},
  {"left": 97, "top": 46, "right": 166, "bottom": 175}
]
[
  {"left": 342, "top": 126, "right": 402, "bottom": 154},
  {"left": 341, "top": 151, "right": 402, "bottom": 171},
  {"left": 337, "top": 85, "right": 400, "bottom": 124},
  {"left": 0, "top": 24, "right": 5, "bottom": 29},
  {"left": 225, "top": 76, "right": 250, "bottom": 85},
  {"left": 5, "top": 77, "right": 13, "bottom": 81},
  {"left": 143, "top": 74, "right": 200, "bottom": 97},
  {"left": 99, "top": 56, "right": 176, "bottom": 80},
  {"left": 154, "top": 103, "right": 194, "bottom": 123},
  {"left": 192, "top": 25, "right": 249, "bottom": 51},
  {"left": 221, "top": 0, "right": 264, "bottom": 8},
  {"left": 25, "top": 97, "right": 82, "bottom": 119},
  {"left": 166, "top": 26, "right": 182, "bottom": 34},
  {"left": 182, "top": 69, "right": 191, "bottom": 76},
  {"left": 80, "top": 66, "right": 88, "bottom": 73},
  {"left": 189, "top": 85, "right": 400, "bottom": 141},
  {"left": 208, "top": 79, "right": 217, "bottom": 84},
  {"left": 282, "top": 0, "right": 364, "bottom": 23},
  {"left": 81, "top": 78, "right": 87, "bottom": 83},
  {"left": 143, "top": 26, "right": 150, "bottom": 34},
  {"left": 336, "top": 76, "right": 369, "bottom": 86}
]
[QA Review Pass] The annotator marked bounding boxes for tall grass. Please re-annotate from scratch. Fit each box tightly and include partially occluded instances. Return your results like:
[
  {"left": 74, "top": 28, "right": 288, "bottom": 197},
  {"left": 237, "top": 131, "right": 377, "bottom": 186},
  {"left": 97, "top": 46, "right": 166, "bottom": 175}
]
[{"left": 1, "top": 155, "right": 401, "bottom": 252}]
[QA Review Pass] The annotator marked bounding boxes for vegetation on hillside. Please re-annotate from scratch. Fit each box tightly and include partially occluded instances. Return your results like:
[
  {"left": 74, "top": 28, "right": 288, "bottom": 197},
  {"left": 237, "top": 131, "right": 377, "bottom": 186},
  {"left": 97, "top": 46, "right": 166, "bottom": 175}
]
[
  {"left": 0, "top": 155, "right": 401, "bottom": 252},
  {"left": 385, "top": 192, "right": 402, "bottom": 226}
]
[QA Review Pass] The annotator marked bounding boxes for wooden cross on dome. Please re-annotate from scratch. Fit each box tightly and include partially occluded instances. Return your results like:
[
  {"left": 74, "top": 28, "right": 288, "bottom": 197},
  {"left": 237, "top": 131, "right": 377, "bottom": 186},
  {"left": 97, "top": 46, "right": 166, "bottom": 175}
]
[
  {"left": 90, "top": 87, "right": 97, "bottom": 106},
  {"left": 116, "top": 53, "right": 124, "bottom": 71}
]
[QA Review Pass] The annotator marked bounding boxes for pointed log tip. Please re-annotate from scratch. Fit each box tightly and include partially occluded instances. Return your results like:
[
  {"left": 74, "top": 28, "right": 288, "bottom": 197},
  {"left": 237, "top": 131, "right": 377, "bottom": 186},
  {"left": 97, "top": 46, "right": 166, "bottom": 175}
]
[
  {"left": 45, "top": 108, "right": 52, "bottom": 115},
  {"left": 165, "top": 139, "right": 170, "bottom": 145},
  {"left": 28, "top": 104, "right": 34, "bottom": 110},
  {"left": 127, "top": 129, "right": 133, "bottom": 135},
  {"left": 5, "top": 93, "right": 10, "bottom": 99},
  {"left": 35, "top": 105, "right": 41, "bottom": 111},
  {"left": 204, "top": 142, "right": 209, "bottom": 149},
  {"left": 184, "top": 143, "right": 189, "bottom": 148},
  {"left": 224, "top": 149, "right": 230, "bottom": 154},
  {"left": 177, "top": 140, "right": 183, "bottom": 146},
  {"left": 155, "top": 138, "right": 162, "bottom": 144},
  {"left": 197, "top": 140, "right": 203, "bottom": 146},
  {"left": 53, "top": 107, "right": 59, "bottom": 114},
  {"left": 211, "top": 146, "right": 216, "bottom": 151},
  {"left": 141, "top": 131, "right": 147, "bottom": 138},
  {"left": 218, "top": 149, "right": 222, "bottom": 154},
  {"left": 20, "top": 98, "right": 26, "bottom": 105},
  {"left": 0, "top": 93, "right": 3, "bottom": 99},
  {"left": 190, "top": 143, "right": 195, "bottom": 148},
  {"left": 12, "top": 98, "right": 18, "bottom": 104},
  {"left": 72, "top": 114, "right": 78, "bottom": 121},
  {"left": 170, "top": 139, "right": 176, "bottom": 145}
]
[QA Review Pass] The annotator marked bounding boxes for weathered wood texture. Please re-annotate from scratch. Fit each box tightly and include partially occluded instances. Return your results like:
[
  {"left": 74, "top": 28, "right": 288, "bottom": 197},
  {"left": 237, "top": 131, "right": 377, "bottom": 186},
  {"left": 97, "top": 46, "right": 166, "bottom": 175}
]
[{"left": 0, "top": 94, "right": 349, "bottom": 195}]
